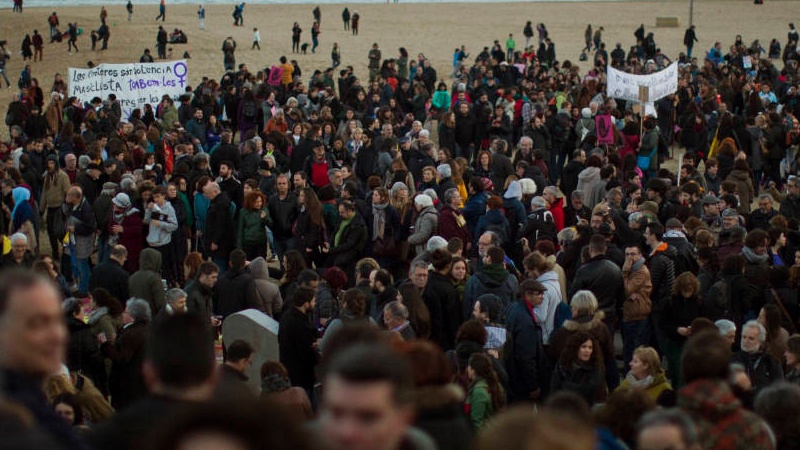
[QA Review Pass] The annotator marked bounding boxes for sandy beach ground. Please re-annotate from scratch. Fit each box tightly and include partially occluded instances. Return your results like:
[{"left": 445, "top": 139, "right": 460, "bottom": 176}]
[{"left": 0, "top": 0, "right": 793, "bottom": 128}]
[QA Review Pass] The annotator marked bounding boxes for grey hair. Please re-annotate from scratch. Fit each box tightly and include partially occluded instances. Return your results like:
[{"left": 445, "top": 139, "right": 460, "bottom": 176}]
[
  {"left": 409, "top": 260, "right": 429, "bottom": 273},
  {"left": 557, "top": 227, "right": 576, "bottom": 244},
  {"left": 481, "top": 231, "right": 500, "bottom": 247},
  {"left": 443, "top": 188, "right": 460, "bottom": 205},
  {"left": 743, "top": 320, "right": 767, "bottom": 343},
  {"left": 628, "top": 212, "right": 644, "bottom": 224},
  {"left": 165, "top": 288, "right": 187, "bottom": 305},
  {"left": 636, "top": 409, "right": 699, "bottom": 447},
  {"left": 571, "top": 189, "right": 585, "bottom": 200},
  {"left": 715, "top": 319, "right": 737, "bottom": 336},
  {"left": 758, "top": 193, "right": 773, "bottom": 202},
  {"left": 543, "top": 186, "right": 558, "bottom": 196},
  {"left": 518, "top": 136, "right": 533, "bottom": 147},
  {"left": 10, "top": 232, "right": 28, "bottom": 245},
  {"left": 120, "top": 177, "right": 136, "bottom": 191},
  {"left": 426, "top": 236, "right": 448, "bottom": 253},
  {"left": 78, "top": 154, "right": 91, "bottom": 170},
  {"left": 570, "top": 290, "right": 598, "bottom": 315},
  {"left": 126, "top": 298, "right": 152, "bottom": 322},
  {"left": 422, "top": 188, "right": 438, "bottom": 201},
  {"left": 328, "top": 169, "right": 342, "bottom": 179},
  {"left": 383, "top": 301, "right": 409, "bottom": 320},
  {"left": 755, "top": 382, "right": 800, "bottom": 442}
]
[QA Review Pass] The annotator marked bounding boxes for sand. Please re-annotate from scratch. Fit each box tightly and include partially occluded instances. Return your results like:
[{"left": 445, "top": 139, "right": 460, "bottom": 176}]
[{"left": 0, "top": 0, "right": 793, "bottom": 126}]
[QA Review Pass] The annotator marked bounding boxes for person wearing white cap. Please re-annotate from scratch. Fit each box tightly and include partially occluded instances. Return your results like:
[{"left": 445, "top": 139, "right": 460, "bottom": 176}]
[
  {"left": 109, "top": 192, "right": 143, "bottom": 272},
  {"left": 407, "top": 194, "right": 439, "bottom": 256}
]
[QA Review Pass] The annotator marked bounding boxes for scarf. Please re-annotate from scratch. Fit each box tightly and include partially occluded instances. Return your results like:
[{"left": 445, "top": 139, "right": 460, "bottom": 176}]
[
  {"left": 335, "top": 214, "right": 354, "bottom": 247},
  {"left": 742, "top": 246, "right": 769, "bottom": 265},
  {"left": 372, "top": 202, "right": 388, "bottom": 240},
  {"left": 87, "top": 306, "right": 109, "bottom": 326},
  {"left": 11, "top": 187, "right": 30, "bottom": 223},
  {"left": 625, "top": 371, "right": 655, "bottom": 389},
  {"left": 112, "top": 207, "right": 139, "bottom": 224}
]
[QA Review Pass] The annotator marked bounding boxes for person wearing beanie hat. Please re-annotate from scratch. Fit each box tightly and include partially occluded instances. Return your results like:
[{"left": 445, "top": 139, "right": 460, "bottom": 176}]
[
  {"left": 502, "top": 180, "right": 527, "bottom": 246},
  {"left": 109, "top": 191, "right": 143, "bottom": 273},
  {"left": 408, "top": 194, "right": 439, "bottom": 256}
]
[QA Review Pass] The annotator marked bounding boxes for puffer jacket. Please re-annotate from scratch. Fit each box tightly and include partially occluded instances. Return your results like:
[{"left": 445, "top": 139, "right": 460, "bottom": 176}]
[
  {"left": 647, "top": 243, "right": 677, "bottom": 312},
  {"left": 128, "top": 248, "right": 165, "bottom": 314},
  {"left": 550, "top": 361, "right": 606, "bottom": 406}
]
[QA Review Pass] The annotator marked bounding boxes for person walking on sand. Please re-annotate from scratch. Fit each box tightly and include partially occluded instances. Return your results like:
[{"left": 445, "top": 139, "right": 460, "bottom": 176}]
[
  {"left": 156, "top": 0, "right": 165, "bottom": 22},
  {"left": 48, "top": 12, "right": 59, "bottom": 42},
  {"left": 341, "top": 7, "right": 350, "bottom": 30},
  {"left": 311, "top": 21, "right": 320, "bottom": 54},
  {"left": 252, "top": 28, "right": 260, "bottom": 50},
  {"left": 583, "top": 24, "right": 592, "bottom": 53},
  {"left": 32, "top": 30, "right": 43, "bottom": 62},
  {"left": 292, "top": 22, "right": 302, "bottom": 53},
  {"left": 127, "top": 0, "right": 133, "bottom": 21},
  {"left": 197, "top": 5, "right": 205, "bottom": 30},
  {"left": 351, "top": 11, "right": 360, "bottom": 36},
  {"left": 313, "top": 6, "right": 321, "bottom": 24},
  {"left": 683, "top": 25, "right": 697, "bottom": 58},
  {"left": 506, "top": 34, "right": 515, "bottom": 61},
  {"left": 222, "top": 36, "right": 236, "bottom": 72},
  {"left": 67, "top": 22, "right": 79, "bottom": 53},
  {"left": 331, "top": 42, "right": 340, "bottom": 68},
  {"left": 157, "top": 25, "right": 167, "bottom": 58}
]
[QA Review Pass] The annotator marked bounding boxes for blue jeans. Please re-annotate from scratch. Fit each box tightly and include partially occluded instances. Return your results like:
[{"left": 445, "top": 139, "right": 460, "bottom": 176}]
[
  {"left": 622, "top": 319, "right": 650, "bottom": 367},
  {"left": 97, "top": 239, "right": 110, "bottom": 265},
  {"left": 75, "top": 257, "right": 91, "bottom": 294},
  {"left": 272, "top": 236, "right": 295, "bottom": 268}
]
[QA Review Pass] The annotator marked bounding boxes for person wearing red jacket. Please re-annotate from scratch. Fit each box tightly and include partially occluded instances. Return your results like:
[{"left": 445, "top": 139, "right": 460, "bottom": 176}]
[{"left": 543, "top": 186, "right": 565, "bottom": 231}]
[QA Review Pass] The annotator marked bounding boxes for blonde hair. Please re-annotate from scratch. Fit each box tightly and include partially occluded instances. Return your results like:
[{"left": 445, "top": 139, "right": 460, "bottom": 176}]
[
  {"left": 633, "top": 346, "right": 664, "bottom": 377},
  {"left": 570, "top": 290, "right": 598, "bottom": 316}
]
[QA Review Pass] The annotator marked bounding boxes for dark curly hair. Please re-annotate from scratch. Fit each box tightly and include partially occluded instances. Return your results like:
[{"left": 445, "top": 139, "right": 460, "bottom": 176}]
[{"left": 559, "top": 330, "right": 603, "bottom": 370}]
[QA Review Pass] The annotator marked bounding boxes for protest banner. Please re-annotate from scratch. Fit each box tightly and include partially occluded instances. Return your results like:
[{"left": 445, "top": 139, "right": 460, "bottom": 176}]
[
  {"left": 606, "top": 62, "right": 678, "bottom": 103},
  {"left": 68, "top": 60, "right": 188, "bottom": 120},
  {"left": 595, "top": 114, "right": 614, "bottom": 145}
]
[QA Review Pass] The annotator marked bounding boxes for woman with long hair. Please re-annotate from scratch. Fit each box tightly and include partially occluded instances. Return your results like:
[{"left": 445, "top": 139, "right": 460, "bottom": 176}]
[
  {"left": 550, "top": 330, "right": 607, "bottom": 406},
  {"left": 279, "top": 250, "right": 307, "bottom": 301},
  {"left": 758, "top": 304, "right": 790, "bottom": 364},
  {"left": 368, "top": 187, "right": 401, "bottom": 268},
  {"left": 237, "top": 190, "right": 270, "bottom": 260},
  {"left": 474, "top": 150, "right": 494, "bottom": 181},
  {"left": 294, "top": 187, "right": 325, "bottom": 267},
  {"left": 617, "top": 346, "right": 672, "bottom": 401},
  {"left": 465, "top": 352, "right": 505, "bottom": 429}
]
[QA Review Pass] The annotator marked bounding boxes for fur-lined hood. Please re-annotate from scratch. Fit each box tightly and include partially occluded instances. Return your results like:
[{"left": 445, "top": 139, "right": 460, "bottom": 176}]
[
  {"left": 411, "top": 384, "right": 464, "bottom": 411},
  {"left": 562, "top": 311, "right": 605, "bottom": 332}
]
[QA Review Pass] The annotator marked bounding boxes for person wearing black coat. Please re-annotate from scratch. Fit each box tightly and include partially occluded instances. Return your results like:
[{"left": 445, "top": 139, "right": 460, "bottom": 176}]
[
  {"left": 454, "top": 103, "right": 478, "bottom": 161},
  {"left": 103, "top": 316, "right": 149, "bottom": 411},
  {"left": 90, "top": 251, "right": 130, "bottom": 303},
  {"left": 213, "top": 250, "right": 258, "bottom": 319},
  {"left": 505, "top": 279, "right": 550, "bottom": 403},
  {"left": 569, "top": 243, "right": 625, "bottom": 326},
  {"left": 423, "top": 250, "right": 462, "bottom": 351},
  {"left": 23, "top": 105, "right": 49, "bottom": 140},
  {"left": 204, "top": 186, "right": 235, "bottom": 270},
  {"left": 64, "top": 299, "right": 105, "bottom": 390},
  {"left": 325, "top": 201, "right": 367, "bottom": 282},
  {"left": 559, "top": 150, "right": 585, "bottom": 199},
  {"left": 278, "top": 286, "right": 319, "bottom": 395},
  {"left": 209, "top": 138, "right": 241, "bottom": 175}
]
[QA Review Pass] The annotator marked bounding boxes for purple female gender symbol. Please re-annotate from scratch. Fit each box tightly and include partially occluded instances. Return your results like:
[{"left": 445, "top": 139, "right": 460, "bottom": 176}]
[{"left": 173, "top": 61, "right": 187, "bottom": 87}]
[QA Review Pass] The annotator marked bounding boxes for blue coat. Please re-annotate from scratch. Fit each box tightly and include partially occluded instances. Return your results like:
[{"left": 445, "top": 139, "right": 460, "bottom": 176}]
[{"left": 462, "top": 191, "right": 489, "bottom": 237}]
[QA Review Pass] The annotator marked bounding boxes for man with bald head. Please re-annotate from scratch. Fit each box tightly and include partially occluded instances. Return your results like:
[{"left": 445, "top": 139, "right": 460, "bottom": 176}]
[
  {"left": 0, "top": 270, "right": 88, "bottom": 449},
  {"left": 203, "top": 181, "right": 234, "bottom": 273},
  {"left": 66, "top": 186, "right": 97, "bottom": 294}
]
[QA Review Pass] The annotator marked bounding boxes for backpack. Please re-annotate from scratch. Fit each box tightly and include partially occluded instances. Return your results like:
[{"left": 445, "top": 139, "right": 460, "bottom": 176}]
[
  {"left": 523, "top": 209, "right": 557, "bottom": 244},
  {"left": 242, "top": 100, "right": 257, "bottom": 120},
  {"left": 705, "top": 278, "right": 733, "bottom": 321}
]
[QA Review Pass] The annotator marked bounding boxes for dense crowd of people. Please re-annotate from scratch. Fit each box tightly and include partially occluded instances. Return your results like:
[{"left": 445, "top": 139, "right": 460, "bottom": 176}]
[{"left": 4, "top": 4, "right": 800, "bottom": 450}]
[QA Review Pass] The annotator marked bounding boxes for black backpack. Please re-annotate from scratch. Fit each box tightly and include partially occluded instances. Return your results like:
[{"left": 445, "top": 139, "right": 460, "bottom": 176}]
[{"left": 522, "top": 209, "right": 557, "bottom": 244}]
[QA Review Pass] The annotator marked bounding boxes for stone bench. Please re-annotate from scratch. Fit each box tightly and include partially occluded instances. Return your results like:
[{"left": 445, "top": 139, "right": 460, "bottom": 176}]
[{"left": 656, "top": 17, "right": 680, "bottom": 27}]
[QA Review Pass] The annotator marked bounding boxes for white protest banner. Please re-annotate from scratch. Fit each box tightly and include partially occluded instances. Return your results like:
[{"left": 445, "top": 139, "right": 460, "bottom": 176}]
[
  {"left": 606, "top": 62, "right": 678, "bottom": 103},
  {"left": 68, "top": 60, "right": 188, "bottom": 120}
]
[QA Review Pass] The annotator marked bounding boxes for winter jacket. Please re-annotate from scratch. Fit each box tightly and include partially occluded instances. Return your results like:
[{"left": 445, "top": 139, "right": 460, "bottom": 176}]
[
  {"left": 663, "top": 231, "right": 699, "bottom": 276},
  {"left": 268, "top": 192, "right": 299, "bottom": 238},
  {"left": 560, "top": 160, "right": 584, "bottom": 199},
  {"left": 549, "top": 312, "right": 616, "bottom": 384},
  {"left": 678, "top": 379, "right": 774, "bottom": 450},
  {"left": 103, "top": 321, "right": 149, "bottom": 410},
  {"left": 646, "top": 243, "right": 677, "bottom": 312},
  {"left": 66, "top": 316, "right": 105, "bottom": 389},
  {"left": 186, "top": 279, "right": 214, "bottom": 320},
  {"left": 204, "top": 192, "right": 235, "bottom": 260},
  {"left": 475, "top": 209, "right": 510, "bottom": 246},
  {"left": 249, "top": 257, "right": 282, "bottom": 317},
  {"left": 622, "top": 259, "right": 652, "bottom": 322},
  {"left": 128, "top": 248, "right": 165, "bottom": 315},
  {"left": 575, "top": 166, "right": 604, "bottom": 209},
  {"left": 463, "top": 264, "right": 519, "bottom": 321},
  {"left": 278, "top": 307, "right": 319, "bottom": 390},
  {"left": 732, "top": 351, "right": 784, "bottom": 393},
  {"left": 407, "top": 206, "right": 439, "bottom": 255},
  {"left": 413, "top": 384, "right": 472, "bottom": 450},
  {"left": 214, "top": 267, "right": 258, "bottom": 319},
  {"left": 618, "top": 371, "right": 672, "bottom": 401},
  {"left": 569, "top": 254, "right": 625, "bottom": 322},
  {"left": 40, "top": 170, "right": 70, "bottom": 211},
  {"left": 423, "top": 271, "right": 462, "bottom": 351},
  {"left": 91, "top": 259, "right": 130, "bottom": 304},
  {"left": 726, "top": 169, "right": 755, "bottom": 215},
  {"left": 110, "top": 208, "right": 143, "bottom": 273},
  {"left": 534, "top": 270, "right": 563, "bottom": 344},
  {"left": 462, "top": 191, "right": 489, "bottom": 237},
  {"left": 661, "top": 295, "right": 701, "bottom": 345},
  {"left": 143, "top": 201, "right": 178, "bottom": 247},
  {"left": 550, "top": 361, "right": 606, "bottom": 405},
  {"left": 504, "top": 300, "right": 550, "bottom": 401},
  {"left": 237, "top": 207, "right": 270, "bottom": 248},
  {"left": 465, "top": 378, "right": 494, "bottom": 429},
  {"left": 328, "top": 213, "right": 368, "bottom": 269}
]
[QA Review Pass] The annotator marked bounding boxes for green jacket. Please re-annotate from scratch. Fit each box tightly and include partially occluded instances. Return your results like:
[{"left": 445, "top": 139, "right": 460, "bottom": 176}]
[
  {"left": 466, "top": 378, "right": 493, "bottom": 429},
  {"left": 237, "top": 207, "right": 271, "bottom": 248}
]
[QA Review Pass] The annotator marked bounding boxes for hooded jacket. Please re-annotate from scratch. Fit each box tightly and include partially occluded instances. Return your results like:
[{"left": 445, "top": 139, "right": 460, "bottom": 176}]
[
  {"left": 128, "top": 248, "right": 165, "bottom": 314},
  {"left": 575, "top": 166, "right": 604, "bottom": 209},
  {"left": 463, "top": 264, "right": 518, "bottom": 320},
  {"left": 249, "top": 257, "right": 283, "bottom": 317},
  {"left": 534, "top": 270, "right": 563, "bottom": 344},
  {"left": 143, "top": 200, "right": 178, "bottom": 247},
  {"left": 214, "top": 266, "right": 258, "bottom": 319},
  {"left": 408, "top": 205, "right": 439, "bottom": 255}
]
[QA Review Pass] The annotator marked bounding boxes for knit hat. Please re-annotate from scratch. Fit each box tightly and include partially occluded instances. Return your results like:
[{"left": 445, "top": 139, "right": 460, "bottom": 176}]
[
  {"left": 112, "top": 193, "right": 131, "bottom": 209},
  {"left": 504, "top": 180, "right": 522, "bottom": 200},
  {"left": 414, "top": 194, "right": 433, "bottom": 208}
]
